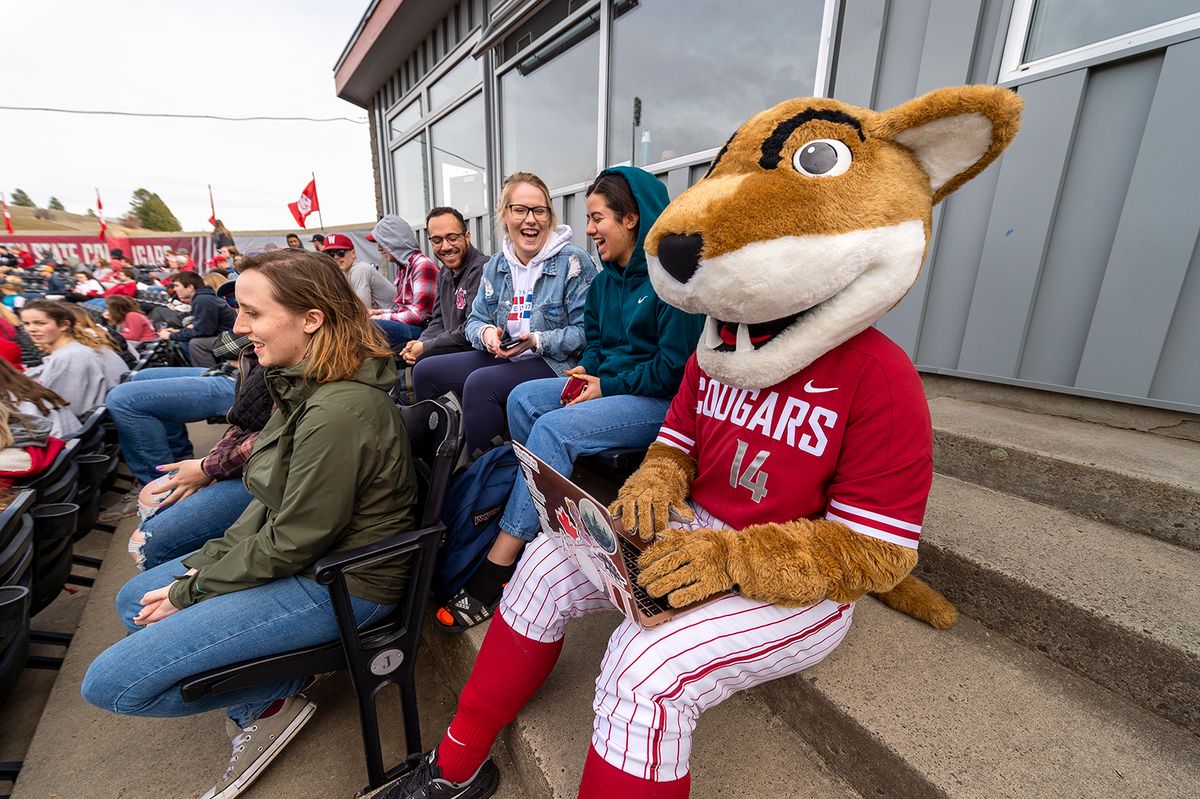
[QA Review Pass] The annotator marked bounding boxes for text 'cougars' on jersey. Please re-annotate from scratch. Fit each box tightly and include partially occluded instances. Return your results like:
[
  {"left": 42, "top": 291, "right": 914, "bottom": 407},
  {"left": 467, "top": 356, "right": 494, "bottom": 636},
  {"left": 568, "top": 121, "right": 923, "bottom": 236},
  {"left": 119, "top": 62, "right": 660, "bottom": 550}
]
[{"left": 689, "top": 375, "right": 837, "bottom": 456}]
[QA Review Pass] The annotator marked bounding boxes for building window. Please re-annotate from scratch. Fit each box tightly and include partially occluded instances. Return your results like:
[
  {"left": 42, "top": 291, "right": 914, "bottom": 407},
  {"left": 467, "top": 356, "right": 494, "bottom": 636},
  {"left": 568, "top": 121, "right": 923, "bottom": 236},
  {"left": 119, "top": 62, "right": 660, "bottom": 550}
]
[
  {"left": 430, "top": 55, "right": 481, "bottom": 110},
  {"left": 431, "top": 93, "right": 489, "bottom": 216},
  {"left": 391, "top": 137, "right": 429, "bottom": 223},
  {"left": 1002, "top": 0, "right": 1200, "bottom": 81},
  {"left": 499, "top": 3, "right": 600, "bottom": 189},
  {"left": 606, "top": 0, "right": 825, "bottom": 168},
  {"left": 389, "top": 100, "right": 422, "bottom": 142}
]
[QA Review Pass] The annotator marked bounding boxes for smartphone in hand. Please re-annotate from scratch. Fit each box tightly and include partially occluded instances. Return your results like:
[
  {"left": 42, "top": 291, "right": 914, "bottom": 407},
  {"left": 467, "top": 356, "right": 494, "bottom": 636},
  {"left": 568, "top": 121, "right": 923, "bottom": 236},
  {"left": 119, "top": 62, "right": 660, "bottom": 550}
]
[
  {"left": 560, "top": 375, "right": 588, "bottom": 404},
  {"left": 498, "top": 330, "right": 519, "bottom": 350}
]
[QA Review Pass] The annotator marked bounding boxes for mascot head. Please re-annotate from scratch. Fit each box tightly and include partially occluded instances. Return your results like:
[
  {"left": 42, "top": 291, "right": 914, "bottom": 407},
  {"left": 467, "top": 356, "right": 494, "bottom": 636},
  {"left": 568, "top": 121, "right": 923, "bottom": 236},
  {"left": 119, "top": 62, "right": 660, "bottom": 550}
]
[{"left": 646, "top": 85, "right": 1022, "bottom": 389}]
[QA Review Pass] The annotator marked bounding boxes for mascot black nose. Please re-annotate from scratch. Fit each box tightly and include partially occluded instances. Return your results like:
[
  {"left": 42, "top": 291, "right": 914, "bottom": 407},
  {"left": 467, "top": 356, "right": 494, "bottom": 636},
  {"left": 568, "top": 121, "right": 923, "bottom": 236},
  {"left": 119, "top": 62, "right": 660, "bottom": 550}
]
[{"left": 656, "top": 233, "right": 704, "bottom": 284}]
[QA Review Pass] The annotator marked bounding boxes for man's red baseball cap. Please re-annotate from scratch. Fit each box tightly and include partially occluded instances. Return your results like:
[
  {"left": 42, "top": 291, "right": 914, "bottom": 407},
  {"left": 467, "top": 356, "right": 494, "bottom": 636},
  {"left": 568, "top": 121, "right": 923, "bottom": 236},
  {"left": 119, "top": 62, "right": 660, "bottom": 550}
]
[{"left": 323, "top": 233, "right": 355, "bottom": 251}]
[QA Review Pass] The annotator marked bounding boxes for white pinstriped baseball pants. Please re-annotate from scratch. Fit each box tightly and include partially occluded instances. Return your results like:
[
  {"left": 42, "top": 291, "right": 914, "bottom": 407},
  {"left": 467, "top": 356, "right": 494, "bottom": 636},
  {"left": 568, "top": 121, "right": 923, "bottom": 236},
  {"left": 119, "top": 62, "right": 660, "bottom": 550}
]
[{"left": 497, "top": 508, "right": 854, "bottom": 782}]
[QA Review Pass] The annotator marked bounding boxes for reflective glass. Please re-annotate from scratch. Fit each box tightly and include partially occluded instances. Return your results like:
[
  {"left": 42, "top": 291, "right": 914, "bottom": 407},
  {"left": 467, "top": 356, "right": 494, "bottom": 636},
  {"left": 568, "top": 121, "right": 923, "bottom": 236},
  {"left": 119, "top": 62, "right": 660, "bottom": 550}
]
[
  {"left": 607, "top": 0, "right": 823, "bottom": 167},
  {"left": 431, "top": 93, "right": 489, "bottom": 216},
  {"left": 389, "top": 100, "right": 422, "bottom": 142},
  {"left": 430, "top": 56, "right": 481, "bottom": 110},
  {"left": 391, "top": 137, "right": 429, "bottom": 223},
  {"left": 1025, "top": 0, "right": 1200, "bottom": 61},
  {"left": 500, "top": 17, "right": 599, "bottom": 189}
]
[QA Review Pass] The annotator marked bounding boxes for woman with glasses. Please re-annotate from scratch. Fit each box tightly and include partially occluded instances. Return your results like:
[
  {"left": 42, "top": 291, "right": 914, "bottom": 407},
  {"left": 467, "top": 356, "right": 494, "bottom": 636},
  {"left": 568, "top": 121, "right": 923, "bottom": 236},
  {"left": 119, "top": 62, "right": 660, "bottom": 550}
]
[{"left": 413, "top": 171, "right": 596, "bottom": 457}]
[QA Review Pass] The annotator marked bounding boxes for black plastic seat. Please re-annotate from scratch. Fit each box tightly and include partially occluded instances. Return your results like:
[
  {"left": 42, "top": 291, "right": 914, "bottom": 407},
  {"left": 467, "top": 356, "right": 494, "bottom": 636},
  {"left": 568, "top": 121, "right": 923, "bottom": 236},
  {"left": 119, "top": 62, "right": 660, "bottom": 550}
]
[
  {"left": 15, "top": 440, "right": 82, "bottom": 615},
  {"left": 577, "top": 445, "right": 648, "bottom": 473},
  {"left": 0, "top": 586, "right": 31, "bottom": 705},
  {"left": 180, "top": 397, "right": 460, "bottom": 795},
  {"left": 0, "top": 492, "right": 36, "bottom": 590}
]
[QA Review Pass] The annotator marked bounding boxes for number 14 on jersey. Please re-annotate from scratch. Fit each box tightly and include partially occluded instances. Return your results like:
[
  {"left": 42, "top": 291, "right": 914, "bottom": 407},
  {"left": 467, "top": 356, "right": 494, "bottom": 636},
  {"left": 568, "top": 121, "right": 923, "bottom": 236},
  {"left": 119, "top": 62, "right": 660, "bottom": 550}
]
[{"left": 729, "top": 440, "right": 770, "bottom": 503}]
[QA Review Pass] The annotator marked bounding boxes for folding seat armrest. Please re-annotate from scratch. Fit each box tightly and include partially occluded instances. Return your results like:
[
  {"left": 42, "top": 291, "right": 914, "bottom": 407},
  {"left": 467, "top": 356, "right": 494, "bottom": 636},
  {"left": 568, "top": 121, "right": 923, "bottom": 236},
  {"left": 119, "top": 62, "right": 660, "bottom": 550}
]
[
  {"left": 313, "top": 522, "right": 445, "bottom": 585},
  {"left": 313, "top": 523, "right": 446, "bottom": 657}
]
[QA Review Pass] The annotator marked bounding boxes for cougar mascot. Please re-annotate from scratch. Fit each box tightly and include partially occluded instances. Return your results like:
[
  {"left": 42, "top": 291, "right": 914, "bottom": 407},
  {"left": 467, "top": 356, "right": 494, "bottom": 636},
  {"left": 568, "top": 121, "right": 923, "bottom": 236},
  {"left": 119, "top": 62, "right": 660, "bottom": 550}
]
[{"left": 380, "top": 86, "right": 1021, "bottom": 799}]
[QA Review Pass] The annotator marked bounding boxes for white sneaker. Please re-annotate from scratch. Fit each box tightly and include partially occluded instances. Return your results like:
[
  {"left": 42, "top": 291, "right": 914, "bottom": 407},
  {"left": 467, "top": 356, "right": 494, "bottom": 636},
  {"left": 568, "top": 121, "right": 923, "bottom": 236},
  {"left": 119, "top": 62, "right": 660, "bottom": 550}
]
[{"left": 199, "top": 696, "right": 316, "bottom": 799}]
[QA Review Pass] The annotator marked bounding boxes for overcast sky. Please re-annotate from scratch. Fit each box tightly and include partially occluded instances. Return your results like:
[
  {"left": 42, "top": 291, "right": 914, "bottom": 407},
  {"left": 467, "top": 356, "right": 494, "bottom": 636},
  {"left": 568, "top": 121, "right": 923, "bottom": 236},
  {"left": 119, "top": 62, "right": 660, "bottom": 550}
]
[{"left": 2, "top": 0, "right": 375, "bottom": 232}]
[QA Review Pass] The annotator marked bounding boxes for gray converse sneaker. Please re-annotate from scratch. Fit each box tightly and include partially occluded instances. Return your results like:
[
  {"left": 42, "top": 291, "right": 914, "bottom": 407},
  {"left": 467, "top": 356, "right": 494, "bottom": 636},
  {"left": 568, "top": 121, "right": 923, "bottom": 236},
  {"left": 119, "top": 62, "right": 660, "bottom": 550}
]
[
  {"left": 200, "top": 696, "right": 316, "bottom": 799},
  {"left": 98, "top": 487, "right": 141, "bottom": 523}
]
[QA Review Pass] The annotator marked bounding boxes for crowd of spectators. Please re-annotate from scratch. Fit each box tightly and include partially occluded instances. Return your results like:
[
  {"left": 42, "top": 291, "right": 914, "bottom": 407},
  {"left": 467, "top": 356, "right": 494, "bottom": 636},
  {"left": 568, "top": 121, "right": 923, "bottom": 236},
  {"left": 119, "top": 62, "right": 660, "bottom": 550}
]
[{"left": 2, "top": 167, "right": 710, "bottom": 799}]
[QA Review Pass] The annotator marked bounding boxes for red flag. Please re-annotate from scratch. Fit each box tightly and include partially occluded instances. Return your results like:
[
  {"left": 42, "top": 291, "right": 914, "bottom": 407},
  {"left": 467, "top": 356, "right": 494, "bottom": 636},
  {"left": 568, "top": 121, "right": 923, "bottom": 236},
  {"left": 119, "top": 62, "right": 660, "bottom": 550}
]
[
  {"left": 96, "top": 189, "right": 107, "bottom": 241},
  {"left": 208, "top": 184, "right": 217, "bottom": 227},
  {"left": 1, "top": 195, "right": 12, "bottom": 235},
  {"left": 287, "top": 179, "right": 319, "bottom": 229}
]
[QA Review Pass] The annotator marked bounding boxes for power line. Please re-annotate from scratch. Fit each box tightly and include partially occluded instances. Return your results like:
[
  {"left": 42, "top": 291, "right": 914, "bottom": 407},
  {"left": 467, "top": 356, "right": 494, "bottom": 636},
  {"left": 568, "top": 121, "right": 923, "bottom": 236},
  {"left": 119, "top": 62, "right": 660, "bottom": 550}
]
[{"left": 0, "top": 104, "right": 368, "bottom": 124}]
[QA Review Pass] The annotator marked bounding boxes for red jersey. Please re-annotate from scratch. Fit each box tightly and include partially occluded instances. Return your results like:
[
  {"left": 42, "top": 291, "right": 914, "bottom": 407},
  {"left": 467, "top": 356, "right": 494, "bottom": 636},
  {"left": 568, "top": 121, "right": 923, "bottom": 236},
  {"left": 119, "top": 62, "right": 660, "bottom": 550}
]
[{"left": 655, "top": 328, "right": 932, "bottom": 550}]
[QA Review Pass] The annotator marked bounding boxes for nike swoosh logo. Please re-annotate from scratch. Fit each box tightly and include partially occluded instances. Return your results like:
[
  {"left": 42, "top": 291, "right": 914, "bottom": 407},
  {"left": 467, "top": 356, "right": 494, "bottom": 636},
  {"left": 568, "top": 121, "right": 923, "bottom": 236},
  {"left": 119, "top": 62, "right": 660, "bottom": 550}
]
[
  {"left": 803, "top": 380, "right": 837, "bottom": 393},
  {"left": 637, "top": 296, "right": 649, "bottom": 304}
]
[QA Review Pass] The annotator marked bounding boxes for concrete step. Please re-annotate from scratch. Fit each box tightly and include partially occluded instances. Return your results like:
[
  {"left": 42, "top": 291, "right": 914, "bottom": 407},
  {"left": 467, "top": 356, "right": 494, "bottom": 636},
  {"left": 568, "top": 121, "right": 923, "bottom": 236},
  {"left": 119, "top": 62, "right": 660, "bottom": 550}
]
[
  {"left": 423, "top": 613, "right": 865, "bottom": 799},
  {"left": 11, "top": 493, "right": 468, "bottom": 799},
  {"left": 915, "top": 474, "right": 1200, "bottom": 735},
  {"left": 753, "top": 599, "right": 1200, "bottom": 799},
  {"left": 929, "top": 396, "right": 1200, "bottom": 550}
]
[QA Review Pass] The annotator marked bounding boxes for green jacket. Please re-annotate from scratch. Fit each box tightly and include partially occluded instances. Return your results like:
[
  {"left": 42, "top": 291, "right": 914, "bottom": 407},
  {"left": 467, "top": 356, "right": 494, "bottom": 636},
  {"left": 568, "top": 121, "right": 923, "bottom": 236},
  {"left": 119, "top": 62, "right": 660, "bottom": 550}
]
[
  {"left": 169, "top": 356, "right": 417, "bottom": 609},
  {"left": 575, "top": 166, "right": 703, "bottom": 398}
]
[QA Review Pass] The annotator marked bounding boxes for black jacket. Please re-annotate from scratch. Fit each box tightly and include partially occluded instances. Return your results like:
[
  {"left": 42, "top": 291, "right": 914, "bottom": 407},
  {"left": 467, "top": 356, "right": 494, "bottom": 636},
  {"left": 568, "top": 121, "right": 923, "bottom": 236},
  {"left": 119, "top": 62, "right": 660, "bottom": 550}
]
[
  {"left": 171, "top": 286, "right": 237, "bottom": 342},
  {"left": 419, "top": 245, "right": 487, "bottom": 353}
]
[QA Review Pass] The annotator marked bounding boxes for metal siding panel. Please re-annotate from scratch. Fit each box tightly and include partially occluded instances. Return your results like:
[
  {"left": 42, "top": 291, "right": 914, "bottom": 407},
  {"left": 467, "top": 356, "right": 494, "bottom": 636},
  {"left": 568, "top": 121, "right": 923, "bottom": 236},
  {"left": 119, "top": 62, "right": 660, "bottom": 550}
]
[
  {"left": 878, "top": 0, "right": 983, "bottom": 353},
  {"left": 872, "top": 0, "right": 931, "bottom": 108},
  {"left": 666, "top": 166, "right": 689, "bottom": 200},
  {"left": 956, "top": 71, "right": 1086, "bottom": 376},
  {"left": 1075, "top": 38, "right": 1200, "bottom": 396},
  {"left": 1018, "top": 55, "right": 1161, "bottom": 386},
  {"left": 832, "top": 0, "right": 889, "bottom": 107},
  {"left": 1149, "top": 236, "right": 1200, "bottom": 405},
  {"left": 912, "top": 164, "right": 1003, "bottom": 368},
  {"left": 913, "top": 0, "right": 983, "bottom": 94}
]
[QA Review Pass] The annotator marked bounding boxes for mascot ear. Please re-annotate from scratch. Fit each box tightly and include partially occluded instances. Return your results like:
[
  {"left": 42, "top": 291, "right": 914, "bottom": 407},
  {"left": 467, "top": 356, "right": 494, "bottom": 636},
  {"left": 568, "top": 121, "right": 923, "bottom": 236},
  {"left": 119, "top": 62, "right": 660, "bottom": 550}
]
[{"left": 871, "top": 85, "right": 1023, "bottom": 204}]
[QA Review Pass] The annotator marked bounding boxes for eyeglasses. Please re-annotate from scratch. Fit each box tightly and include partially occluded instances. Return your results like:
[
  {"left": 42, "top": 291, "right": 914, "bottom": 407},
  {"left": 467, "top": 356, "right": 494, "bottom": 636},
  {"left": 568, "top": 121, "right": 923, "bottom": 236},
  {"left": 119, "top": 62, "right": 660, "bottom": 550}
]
[
  {"left": 326, "top": 249, "right": 349, "bottom": 258},
  {"left": 428, "top": 233, "right": 466, "bottom": 247},
  {"left": 506, "top": 204, "right": 550, "bottom": 221}
]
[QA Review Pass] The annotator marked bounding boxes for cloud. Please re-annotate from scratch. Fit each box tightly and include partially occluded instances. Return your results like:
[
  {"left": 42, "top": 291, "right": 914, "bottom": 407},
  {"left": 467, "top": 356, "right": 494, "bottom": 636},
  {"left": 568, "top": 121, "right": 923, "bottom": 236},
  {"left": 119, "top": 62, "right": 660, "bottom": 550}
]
[{"left": 2, "top": 0, "right": 376, "bottom": 230}]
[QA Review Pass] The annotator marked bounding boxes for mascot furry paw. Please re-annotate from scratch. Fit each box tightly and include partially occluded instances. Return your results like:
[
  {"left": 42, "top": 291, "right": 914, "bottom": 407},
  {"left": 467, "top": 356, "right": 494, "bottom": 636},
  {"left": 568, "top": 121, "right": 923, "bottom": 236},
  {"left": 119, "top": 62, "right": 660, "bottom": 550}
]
[{"left": 611, "top": 85, "right": 1022, "bottom": 631}]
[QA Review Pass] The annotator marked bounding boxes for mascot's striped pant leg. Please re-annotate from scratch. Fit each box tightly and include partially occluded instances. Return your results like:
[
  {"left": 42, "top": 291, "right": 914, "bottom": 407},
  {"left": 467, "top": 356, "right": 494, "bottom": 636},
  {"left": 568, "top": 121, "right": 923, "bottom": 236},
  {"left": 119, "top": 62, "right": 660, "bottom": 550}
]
[{"left": 499, "top": 509, "right": 855, "bottom": 784}]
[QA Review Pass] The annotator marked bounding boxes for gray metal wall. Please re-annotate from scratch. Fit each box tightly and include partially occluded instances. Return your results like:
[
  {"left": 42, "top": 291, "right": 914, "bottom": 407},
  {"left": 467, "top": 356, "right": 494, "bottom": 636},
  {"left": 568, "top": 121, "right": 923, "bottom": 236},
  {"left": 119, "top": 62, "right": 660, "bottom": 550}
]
[
  {"left": 370, "top": 0, "right": 1200, "bottom": 414},
  {"left": 832, "top": 0, "right": 1200, "bottom": 413}
]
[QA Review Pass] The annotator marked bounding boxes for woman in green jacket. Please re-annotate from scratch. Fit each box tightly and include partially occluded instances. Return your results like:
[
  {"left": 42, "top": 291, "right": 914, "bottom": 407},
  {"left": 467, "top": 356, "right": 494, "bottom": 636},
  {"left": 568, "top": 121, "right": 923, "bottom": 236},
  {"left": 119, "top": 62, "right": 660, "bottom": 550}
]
[{"left": 82, "top": 250, "right": 417, "bottom": 799}]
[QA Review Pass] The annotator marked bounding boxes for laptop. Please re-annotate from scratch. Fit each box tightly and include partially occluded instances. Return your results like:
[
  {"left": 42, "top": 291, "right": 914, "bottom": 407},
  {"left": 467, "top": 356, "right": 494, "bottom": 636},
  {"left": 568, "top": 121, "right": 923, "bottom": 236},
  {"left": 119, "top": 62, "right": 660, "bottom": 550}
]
[{"left": 512, "top": 442, "right": 726, "bottom": 629}]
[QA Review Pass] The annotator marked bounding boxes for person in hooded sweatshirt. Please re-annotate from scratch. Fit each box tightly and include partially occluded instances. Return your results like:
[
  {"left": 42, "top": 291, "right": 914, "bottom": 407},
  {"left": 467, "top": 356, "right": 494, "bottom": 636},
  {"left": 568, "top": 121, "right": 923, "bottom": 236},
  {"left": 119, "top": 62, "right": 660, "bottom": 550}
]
[
  {"left": 413, "top": 171, "right": 596, "bottom": 457},
  {"left": 368, "top": 214, "right": 439, "bottom": 350},
  {"left": 82, "top": 249, "right": 417, "bottom": 799},
  {"left": 433, "top": 167, "right": 704, "bottom": 630}
]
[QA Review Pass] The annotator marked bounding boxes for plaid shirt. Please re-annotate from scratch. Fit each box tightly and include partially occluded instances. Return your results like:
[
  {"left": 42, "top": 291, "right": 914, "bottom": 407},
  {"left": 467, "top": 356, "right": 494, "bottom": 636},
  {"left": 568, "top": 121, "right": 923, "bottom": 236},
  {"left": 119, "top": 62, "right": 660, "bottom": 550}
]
[
  {"left": 200, "top": 427, "right": 260, "bottom": 481},
  {"left": 378, "top": 251, "right": 438, "bottom": 325}
]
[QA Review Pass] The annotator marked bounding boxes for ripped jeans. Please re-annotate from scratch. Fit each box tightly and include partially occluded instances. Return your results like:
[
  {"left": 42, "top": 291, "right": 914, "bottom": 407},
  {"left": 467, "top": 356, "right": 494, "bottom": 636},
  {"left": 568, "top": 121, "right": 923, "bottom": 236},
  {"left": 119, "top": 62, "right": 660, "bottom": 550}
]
[{"left": 129, "top": 479, "right": 254, "bottom": 570}]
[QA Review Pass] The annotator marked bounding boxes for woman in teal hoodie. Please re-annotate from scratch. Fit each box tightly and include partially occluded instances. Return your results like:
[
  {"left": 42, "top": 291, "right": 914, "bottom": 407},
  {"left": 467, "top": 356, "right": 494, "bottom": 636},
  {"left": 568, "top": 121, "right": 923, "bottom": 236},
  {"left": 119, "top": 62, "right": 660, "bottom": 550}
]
[{"left": 436, "top": 166, "right": 703, "bottom": 628}]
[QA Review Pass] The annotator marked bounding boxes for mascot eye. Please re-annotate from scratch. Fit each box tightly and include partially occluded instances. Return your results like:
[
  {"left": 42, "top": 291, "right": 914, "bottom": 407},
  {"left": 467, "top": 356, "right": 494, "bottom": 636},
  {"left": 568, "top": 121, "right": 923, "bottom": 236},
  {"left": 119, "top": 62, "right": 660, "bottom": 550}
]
[{"left": 792, "top": 139, "right": 852, "bottom": 177}]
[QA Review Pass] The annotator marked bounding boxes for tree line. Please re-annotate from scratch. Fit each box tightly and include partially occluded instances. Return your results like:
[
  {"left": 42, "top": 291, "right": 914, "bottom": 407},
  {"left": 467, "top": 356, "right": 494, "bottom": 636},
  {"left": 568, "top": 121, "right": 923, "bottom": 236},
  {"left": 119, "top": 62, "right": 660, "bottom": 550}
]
[{"left": 4, "top": 187, "right": 182, "bottom": 231}]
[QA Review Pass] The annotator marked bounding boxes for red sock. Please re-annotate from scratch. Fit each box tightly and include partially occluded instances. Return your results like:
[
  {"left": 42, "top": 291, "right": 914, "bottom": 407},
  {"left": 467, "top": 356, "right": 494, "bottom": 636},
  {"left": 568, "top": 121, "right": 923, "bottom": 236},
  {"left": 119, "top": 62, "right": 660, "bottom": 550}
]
[
  {"left": 578, "top": 745, "right": 691, "bottom": 798},
  {"left": 436, "top": 613, "right": 563, "bottom": 783}
]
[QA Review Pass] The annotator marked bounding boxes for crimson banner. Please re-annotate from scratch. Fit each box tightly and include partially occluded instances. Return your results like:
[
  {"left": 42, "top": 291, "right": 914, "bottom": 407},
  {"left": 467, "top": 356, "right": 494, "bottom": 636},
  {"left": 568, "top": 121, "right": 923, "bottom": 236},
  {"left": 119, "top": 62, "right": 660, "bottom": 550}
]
[{"left": 0, "top": 233, "right": 214, "bottom": 267}]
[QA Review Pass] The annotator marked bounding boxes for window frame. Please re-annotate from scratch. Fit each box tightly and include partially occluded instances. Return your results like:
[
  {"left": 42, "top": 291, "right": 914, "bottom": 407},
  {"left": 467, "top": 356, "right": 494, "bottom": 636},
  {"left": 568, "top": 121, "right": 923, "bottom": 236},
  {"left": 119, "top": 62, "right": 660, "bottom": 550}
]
[{"left": 999, "top": 0, "right": 1200, "bottom": 84}]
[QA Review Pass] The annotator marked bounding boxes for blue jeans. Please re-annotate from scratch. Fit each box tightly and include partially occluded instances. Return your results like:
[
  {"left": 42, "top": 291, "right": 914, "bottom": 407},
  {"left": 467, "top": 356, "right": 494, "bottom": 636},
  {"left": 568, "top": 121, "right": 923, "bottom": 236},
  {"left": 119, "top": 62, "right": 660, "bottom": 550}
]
[
  {"left": 374, "top": 320, "right": 423, "bottom": 351},
  {"left": 106, "top": 368, "right": 236, "bottom": 484},
  {"left": 137, "top": 479, "right": 255, "bottom": 570},
  {"left": 498, "top": 378, "right": 670, "bottom": 542},
  {"left": 81, "top": 555, "right": 395, "bottom": 727}
]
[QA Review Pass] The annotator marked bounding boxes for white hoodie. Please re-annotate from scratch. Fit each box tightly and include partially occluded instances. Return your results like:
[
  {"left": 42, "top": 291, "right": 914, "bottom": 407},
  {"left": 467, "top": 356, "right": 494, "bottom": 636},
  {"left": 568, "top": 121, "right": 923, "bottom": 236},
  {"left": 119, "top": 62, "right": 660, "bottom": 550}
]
[{"left": 500, "top": 225, "right": 573, "bottom": 354}]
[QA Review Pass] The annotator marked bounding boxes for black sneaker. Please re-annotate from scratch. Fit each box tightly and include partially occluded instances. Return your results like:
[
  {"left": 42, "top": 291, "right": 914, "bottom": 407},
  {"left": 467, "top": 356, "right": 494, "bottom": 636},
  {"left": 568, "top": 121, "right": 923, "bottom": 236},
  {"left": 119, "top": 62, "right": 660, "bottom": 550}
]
[{"left": 375, "top": 750, "right": 499, "bottom": 799}]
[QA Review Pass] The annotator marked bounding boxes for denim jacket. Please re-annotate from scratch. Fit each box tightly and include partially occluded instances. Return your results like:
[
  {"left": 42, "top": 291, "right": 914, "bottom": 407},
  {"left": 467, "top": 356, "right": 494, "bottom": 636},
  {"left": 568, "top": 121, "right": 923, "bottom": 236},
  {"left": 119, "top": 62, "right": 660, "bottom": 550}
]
[{"left": 465, "top": 228, "right": 598, "bottom": 374}]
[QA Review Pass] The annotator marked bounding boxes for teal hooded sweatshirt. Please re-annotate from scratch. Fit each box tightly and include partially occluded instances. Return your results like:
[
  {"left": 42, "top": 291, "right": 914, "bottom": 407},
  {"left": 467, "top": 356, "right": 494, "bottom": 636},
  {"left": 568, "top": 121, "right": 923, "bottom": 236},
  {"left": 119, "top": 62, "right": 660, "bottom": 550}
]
[{"left": 576, "top": 166, "right": 704, "bottom": 398}]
